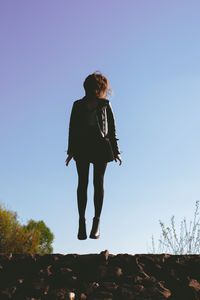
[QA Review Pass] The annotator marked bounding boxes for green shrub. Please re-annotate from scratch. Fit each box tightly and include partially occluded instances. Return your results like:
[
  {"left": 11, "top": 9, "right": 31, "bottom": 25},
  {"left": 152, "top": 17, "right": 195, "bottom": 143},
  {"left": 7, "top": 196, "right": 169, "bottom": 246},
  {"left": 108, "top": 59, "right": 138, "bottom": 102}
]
[
  {"left": 25, "top": 219, "right": 54, "bottom": 254},
  {"left": 0, "top": 204, "right": 54, "bottom": 254}
]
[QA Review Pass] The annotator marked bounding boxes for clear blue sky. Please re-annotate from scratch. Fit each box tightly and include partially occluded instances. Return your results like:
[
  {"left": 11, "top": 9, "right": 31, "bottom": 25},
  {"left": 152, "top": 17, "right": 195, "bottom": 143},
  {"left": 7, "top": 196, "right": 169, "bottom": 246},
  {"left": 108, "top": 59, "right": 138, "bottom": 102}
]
[{"left": 1, "top": 0, "right": 200, "bottom": 254}]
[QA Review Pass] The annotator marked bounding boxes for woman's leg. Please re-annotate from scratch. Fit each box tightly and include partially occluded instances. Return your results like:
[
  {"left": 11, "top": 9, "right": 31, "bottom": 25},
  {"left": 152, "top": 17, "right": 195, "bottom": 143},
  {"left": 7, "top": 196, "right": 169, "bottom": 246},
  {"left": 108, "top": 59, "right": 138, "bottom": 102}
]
[
  {"left": 93, "top": 161, "right": 107, "bottom": 218},
  {"left": 75, "top": 159, "right": 90, "bottom": 219}
]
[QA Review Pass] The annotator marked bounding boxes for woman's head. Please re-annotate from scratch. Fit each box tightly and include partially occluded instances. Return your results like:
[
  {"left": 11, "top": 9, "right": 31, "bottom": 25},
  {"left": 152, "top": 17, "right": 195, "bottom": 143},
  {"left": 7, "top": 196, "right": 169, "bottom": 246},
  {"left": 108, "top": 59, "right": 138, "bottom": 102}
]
[{"left": 83, "top": 71, "right": 112, "bottom": 98}]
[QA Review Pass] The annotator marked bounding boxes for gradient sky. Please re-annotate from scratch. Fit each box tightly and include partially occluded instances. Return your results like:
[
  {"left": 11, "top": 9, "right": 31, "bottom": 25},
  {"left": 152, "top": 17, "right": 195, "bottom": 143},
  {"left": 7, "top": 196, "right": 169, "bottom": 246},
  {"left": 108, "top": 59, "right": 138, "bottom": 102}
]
[{"left": 1, "top": 0, "right": 200, "bottom": 254}]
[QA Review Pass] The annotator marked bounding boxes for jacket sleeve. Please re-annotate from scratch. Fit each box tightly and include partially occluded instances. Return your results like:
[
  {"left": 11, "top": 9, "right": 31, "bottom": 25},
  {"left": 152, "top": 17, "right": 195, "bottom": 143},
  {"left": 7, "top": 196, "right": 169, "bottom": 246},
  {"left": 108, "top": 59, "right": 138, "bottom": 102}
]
[
  {"left": 107, "top": 101, "right": 121, "bottom": 157},
  {"left": 67, "top": 102, "right": 77, "bottom": 156}
]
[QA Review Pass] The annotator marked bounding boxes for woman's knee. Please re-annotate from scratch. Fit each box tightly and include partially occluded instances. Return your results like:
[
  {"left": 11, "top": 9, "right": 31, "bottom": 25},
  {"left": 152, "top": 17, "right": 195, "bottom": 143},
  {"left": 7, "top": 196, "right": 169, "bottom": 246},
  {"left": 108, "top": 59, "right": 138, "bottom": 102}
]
[
  {"left": 78, "top": 177, "right": 89, "bottom": 189},
  {"left": 93, "top": 175, "right": 104, "bottom": 189}
]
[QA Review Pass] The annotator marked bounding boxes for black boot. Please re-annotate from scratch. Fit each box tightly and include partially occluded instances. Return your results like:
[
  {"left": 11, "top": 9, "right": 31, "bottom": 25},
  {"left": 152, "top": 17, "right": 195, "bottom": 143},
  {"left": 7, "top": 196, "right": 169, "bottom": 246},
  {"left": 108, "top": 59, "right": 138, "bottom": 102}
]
[
  {"left": 89, "top": 217, "right": 100, "bottom": 239},
  {"left": 77, "top": 217, "right": 87, "bottom": 240}
]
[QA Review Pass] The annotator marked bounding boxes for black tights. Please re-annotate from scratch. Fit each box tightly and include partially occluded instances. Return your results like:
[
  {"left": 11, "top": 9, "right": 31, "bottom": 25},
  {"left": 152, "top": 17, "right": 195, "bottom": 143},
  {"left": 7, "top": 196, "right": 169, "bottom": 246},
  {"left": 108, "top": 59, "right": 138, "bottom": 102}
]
[{"left": 75, "top": 159, "right": 107, "bottom": 219}]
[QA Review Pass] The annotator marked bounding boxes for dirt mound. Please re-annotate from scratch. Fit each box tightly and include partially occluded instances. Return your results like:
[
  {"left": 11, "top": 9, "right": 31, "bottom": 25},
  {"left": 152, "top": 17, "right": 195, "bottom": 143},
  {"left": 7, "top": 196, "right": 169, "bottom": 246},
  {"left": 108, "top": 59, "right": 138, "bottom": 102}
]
[{"left": 0, "top": 250, "right": 199, "bottom": 299}]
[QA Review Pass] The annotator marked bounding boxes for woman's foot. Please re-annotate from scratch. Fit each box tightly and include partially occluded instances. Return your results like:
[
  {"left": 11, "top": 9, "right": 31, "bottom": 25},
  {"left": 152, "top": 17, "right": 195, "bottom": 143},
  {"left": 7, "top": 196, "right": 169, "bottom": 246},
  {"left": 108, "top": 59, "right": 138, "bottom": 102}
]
[
  {"left": 89, "top": 217, "right": 100, "bottom": 239},
  {"left": 77, "top": 217, "right": 87, "bottom": 240}
]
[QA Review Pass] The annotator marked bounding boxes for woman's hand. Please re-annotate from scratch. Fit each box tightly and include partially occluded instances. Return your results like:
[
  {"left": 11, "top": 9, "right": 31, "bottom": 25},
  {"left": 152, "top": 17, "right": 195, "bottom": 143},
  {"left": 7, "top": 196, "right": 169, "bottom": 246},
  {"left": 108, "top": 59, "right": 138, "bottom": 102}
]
[
  {"left": 115, "top": 154, "right": 122, "bottom": 166},
  {"left": 65, "top": 154, "right": 73, "bottom": 166}
]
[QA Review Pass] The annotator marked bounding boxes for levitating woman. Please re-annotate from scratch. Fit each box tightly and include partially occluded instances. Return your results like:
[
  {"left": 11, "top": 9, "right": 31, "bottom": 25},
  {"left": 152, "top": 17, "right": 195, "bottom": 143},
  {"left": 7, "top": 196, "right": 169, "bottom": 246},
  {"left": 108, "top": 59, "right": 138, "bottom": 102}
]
[{"left": 65, "top": 71, "right": 122, "bottom": 240}]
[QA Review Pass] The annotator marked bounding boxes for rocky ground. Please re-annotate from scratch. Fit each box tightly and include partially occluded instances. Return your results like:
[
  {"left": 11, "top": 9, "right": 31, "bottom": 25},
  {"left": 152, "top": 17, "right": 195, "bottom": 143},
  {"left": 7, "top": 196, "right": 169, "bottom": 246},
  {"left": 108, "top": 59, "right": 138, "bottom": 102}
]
[{"left": 0, "top": 250, "right": 200, "bottom": 299}]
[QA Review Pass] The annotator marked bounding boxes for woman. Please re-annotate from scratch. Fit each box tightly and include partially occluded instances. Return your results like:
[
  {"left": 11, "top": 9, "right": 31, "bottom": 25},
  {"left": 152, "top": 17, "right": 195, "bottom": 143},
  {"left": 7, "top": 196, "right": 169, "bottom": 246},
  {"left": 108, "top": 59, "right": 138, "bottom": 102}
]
[{"left": 65, "top": 71, "right": 122, "bottom": 240}]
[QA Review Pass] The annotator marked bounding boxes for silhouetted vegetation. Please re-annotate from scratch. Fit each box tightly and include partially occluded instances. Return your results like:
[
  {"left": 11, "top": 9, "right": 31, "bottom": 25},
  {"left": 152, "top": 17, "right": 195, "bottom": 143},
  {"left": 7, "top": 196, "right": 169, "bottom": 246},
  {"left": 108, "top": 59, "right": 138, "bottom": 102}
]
[
  {"left": 151, "top": 200, "right": 200, "bottom": 254},
  {"left": 0, "top": 203, "right": 54, "bottom": 254},
  {"left": 25, "top": 219, "right": 54, "bottom": 254}
]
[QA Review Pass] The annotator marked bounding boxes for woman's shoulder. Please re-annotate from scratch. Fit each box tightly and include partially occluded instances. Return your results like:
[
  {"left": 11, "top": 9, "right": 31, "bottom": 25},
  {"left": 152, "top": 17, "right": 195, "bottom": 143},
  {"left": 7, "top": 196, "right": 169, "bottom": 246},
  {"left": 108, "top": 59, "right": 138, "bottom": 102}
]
[
  {"left": 73, "top": 97, "right": 110, "bottom": 106},
  {"left": 97, "top": 98, "right": 110, "bottom": 106},
  {"left": 72, "top": 98, "right": 85, "bottom": 106},
  {"left": 104, "top": 99, "right": 110, "bottom": 104}
]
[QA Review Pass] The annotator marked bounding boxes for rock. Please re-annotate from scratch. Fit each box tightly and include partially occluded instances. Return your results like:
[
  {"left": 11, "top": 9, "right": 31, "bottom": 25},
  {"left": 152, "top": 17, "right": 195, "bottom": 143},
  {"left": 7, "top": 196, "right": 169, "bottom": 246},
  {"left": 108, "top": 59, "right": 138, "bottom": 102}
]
[
  {"left": 101, "top": 281, "right": 118, "bottom": 292},
  {"left": 189, "top": 279, "right": 200, "bottom": 292},
  {"left": 0, "top": 251, "right": 200, "bottom": 299},
  {"left": 92, "top": 290, "right": 113, "bottom": 300},
  {"left": 100, "top": 250, "right": 109, "bottom": 261}
]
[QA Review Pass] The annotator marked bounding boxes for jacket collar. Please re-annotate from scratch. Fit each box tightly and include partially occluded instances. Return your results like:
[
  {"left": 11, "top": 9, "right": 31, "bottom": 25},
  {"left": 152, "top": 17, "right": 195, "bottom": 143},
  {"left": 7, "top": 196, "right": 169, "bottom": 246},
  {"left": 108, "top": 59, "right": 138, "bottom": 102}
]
[{"left": 81, "top": 96, "right": 107, "bottom": 108}]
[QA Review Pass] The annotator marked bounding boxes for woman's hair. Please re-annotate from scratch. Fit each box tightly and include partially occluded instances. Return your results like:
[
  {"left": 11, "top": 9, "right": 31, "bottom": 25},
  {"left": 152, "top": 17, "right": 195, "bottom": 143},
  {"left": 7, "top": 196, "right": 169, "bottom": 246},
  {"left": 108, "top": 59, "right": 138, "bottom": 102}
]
[{"left": 83, "top": 71, "right": 112, "bottom": 98}]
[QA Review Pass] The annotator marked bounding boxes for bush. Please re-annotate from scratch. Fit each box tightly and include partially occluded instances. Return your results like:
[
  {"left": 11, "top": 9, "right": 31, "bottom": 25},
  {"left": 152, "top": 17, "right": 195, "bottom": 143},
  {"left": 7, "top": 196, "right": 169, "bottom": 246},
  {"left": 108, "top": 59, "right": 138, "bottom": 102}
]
[
  {"left": 0, "top": 204, "right": 54, "bottom": 254},
  {"left": 25, "top": 219, "right": 54, "bottom": 254},
  {"left": 150, "top": 200, "right": 200, "bottom": 254}
]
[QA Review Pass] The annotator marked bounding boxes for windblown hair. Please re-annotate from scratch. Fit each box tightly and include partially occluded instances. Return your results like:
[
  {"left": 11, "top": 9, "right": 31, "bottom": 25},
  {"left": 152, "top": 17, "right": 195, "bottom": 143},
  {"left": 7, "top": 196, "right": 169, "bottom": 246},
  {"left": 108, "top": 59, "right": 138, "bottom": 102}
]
[{"left": 83, "top": 71, "right": 112, "bottom": 98}]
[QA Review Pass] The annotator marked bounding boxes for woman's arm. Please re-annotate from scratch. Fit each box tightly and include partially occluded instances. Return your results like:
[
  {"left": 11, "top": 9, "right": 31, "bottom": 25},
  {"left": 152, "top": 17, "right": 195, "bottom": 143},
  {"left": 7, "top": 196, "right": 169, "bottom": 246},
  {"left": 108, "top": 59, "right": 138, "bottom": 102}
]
[
  {"left": 106, "top": 101, "right": 121, "bottom": 157},
  {"left": 67, "top": 102, "right": 77, "bottom": 156}
]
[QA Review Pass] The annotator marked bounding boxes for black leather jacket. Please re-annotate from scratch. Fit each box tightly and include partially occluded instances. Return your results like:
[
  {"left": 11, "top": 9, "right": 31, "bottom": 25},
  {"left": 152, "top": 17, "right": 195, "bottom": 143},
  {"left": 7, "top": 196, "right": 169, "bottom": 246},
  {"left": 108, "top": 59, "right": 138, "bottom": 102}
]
[{"left": 67, "top": 96, "right": 120, "bottom": 158}]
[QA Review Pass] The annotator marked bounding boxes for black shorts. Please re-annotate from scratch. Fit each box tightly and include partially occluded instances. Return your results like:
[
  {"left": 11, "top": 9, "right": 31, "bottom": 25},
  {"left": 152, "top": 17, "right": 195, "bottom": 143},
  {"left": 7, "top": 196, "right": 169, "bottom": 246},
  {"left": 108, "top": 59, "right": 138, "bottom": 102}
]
[{"left": 73, "top": 125, "right": 114, "bottom": 163}]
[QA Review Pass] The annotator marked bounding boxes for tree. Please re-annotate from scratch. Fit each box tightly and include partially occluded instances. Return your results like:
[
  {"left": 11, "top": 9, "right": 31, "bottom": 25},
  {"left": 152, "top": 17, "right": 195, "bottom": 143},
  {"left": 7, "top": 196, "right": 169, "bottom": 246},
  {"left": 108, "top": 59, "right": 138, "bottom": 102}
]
[
  {"left": 150, "top": 200, "right": 200, "bottom": 254},
  {"left": 0, "top": 203, "right": 54, "bottom": 254},
  {"left": 25, "top": 220, "right": 54, "bottom": 254}
]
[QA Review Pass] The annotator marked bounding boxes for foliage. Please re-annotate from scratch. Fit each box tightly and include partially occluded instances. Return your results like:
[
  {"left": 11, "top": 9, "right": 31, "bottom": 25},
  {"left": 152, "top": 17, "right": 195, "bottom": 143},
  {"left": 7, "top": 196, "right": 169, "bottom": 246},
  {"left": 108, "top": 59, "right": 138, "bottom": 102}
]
[
  {"left": 25, "top": 219, "right": 54, "bottom": 254},
  {"left": 150, "top": 200, "right": 200, "bottom": 254},
  {"left": 0, "top": 203, "right": 54, "bottom": 254}
]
